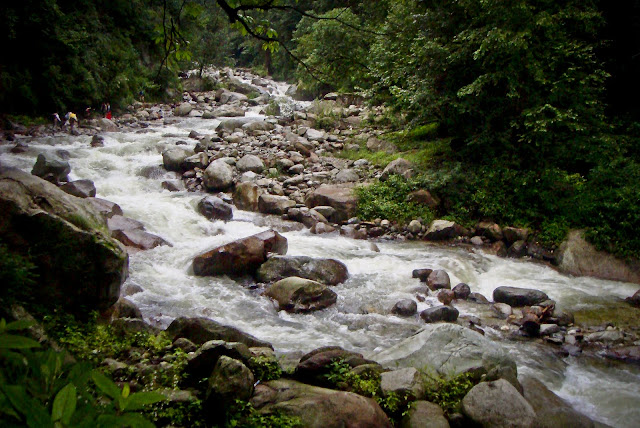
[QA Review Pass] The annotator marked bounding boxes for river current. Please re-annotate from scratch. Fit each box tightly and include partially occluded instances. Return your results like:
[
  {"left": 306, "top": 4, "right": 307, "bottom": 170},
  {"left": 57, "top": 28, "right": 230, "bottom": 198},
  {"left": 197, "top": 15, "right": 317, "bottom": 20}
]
[{"left": 1, "top": 77, "right": 639, "bottom": 427}]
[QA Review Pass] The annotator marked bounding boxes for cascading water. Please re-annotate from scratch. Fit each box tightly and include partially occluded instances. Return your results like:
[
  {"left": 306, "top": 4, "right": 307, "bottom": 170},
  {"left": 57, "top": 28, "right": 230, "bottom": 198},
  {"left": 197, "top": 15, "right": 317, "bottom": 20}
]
[{"left": 1, "top": 74, "right": 639, "bottom": 427}]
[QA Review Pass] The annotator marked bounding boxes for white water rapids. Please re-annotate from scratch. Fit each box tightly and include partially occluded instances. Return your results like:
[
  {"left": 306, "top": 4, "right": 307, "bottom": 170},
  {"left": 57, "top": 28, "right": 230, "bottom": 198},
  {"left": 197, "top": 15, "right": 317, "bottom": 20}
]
[{"left": 1, "top": 81, "right": 639, "bottom": 427}]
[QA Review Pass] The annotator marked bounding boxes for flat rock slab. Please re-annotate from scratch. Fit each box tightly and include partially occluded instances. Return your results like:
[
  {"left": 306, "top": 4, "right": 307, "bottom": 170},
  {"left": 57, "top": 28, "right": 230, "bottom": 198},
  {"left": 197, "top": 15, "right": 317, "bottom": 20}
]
[
  {"left": 462, "top": 379, "right": 536, "bottom": 428},
  {"left": 493, "top": 286, "right": 549, "bottom": 307},
  {"left": 166, "top": 316, "right": 272, "bottom": 349},
  {"left": 257, "top": 255, "right": 348, "bottom": 285}
]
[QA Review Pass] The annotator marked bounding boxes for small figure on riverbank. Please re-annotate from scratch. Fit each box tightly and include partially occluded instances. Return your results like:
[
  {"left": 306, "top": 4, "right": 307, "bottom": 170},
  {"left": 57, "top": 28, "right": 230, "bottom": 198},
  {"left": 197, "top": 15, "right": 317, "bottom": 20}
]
[
  {"left": 84, "top": 106, "right": 92, "bottom": 120},
  {"left": 101, "top": 102, "right": 112, "bottom": 119},
  {"left": 52, "top": 112, "right": 61, "bottom": 131},
  {"left": 64, "top": 112, "right": 78, "bottom": 133},
  {"left": 138, "top": 90, "right": 144, "bottom": 102}
]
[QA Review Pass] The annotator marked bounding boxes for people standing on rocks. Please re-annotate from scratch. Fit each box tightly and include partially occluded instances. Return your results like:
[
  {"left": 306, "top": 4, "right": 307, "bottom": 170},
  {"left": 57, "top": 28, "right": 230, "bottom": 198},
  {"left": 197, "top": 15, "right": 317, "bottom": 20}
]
[
  {"left": 64, "top": 112, "right": 78, "bottom": 133},
  {"left": 101, "top": 102, "right": 112, "bottom": 119},
  {"left": 139, "top": 90, "right": 145, "bottom": 102},
  {"left": 52, "top": 112, "right": 61, "bottom": 131},
  {"left": 84, "top": 106, "right": 92, "bottom": 120}
]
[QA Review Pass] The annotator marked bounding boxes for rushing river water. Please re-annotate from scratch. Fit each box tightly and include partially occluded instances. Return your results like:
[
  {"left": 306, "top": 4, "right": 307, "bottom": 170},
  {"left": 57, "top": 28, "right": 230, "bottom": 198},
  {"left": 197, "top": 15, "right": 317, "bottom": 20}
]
[{"left": 1, "top": 77, "right": 640, "bottom": 427}]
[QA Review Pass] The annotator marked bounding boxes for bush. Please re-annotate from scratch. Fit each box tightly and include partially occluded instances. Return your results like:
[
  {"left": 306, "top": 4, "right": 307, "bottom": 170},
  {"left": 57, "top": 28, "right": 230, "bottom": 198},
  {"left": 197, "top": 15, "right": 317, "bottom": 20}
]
[{"left": 421, "top": 371, "right": 478, "bottom": 416}]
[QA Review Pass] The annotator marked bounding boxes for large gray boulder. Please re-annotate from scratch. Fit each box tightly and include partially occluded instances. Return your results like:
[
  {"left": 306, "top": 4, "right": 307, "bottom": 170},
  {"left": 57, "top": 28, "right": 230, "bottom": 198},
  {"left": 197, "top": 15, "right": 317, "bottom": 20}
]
[
  {"left": 173, "top": 102, "right": 194, "bottom": 117},
  {"left": 97, "top": 118, "right": 118, "bottom": 132},
  {"left": 520, "top": 376, "right": 597, "bottom": 428},
  {"left": 380, "top": 158, "right": 413, "bottom": 181},
  {"left": 399, "top": 401, "right": 449, "bottom": 428},
  {"left": 60, "top": 179, "right": 97, "bottom": 198},
  {"left": 251, "top": 379, "right": 392, "bottom": 428},
  {"left": 305, "top": 184, "right": 357, "bottom": 223},
  {"left": 203, "top": 159, "right": 234, "bottom": 191},
  {"left": 372, "top": 323, "right": 516, "bottom": 380},
  {"left": 237, "top": 154, "right": 265, "bottom": 173},
  {"left": 0, "top": 167, "right": 128, "bottom": 311},
  {"left": 198, "top": 196, "right": 233, "bottom": 221},
  {"left": 205, "top": 356, "right": 254, "bottom": 424},
  {"left": 166, "top": 316, "right": 272, "bottom": 348},
  {"left": 257, "top": 255, "right": 348, "bottom": 285},
  {"left": 557, "top": 230, "right": 640, "bottom": 284},
  {"left": 424, "top": 220, "right": 466, "bottom": 241},
  {"left": 265, "top": 277, "right": 337, "bottom": 313},
  {"left": 216, "top": 117, "right": 254, "bottom": 132},
  {"left": 192, "top": 229, "right": 288, "bottom": 276},
  {"left": 31, "top": 153, "right": 70, "bottom": 184},
  {"left": 233, "top": 182, "right": 262, "bottom": 211},
  {"left": 258, "top": 194, "right": 295, "bottom": 215},
  {"left": 462, "top": 379, "right": 536, "bottom": 428},
  {"left": 162, "top": 147, "right": 191, "bottom": 172},
  {"left": 380, "top": 368, "right": 425, "bottom": 401},
  {"left": 493, "top": 286, "right": 549, "bottom": 307}
]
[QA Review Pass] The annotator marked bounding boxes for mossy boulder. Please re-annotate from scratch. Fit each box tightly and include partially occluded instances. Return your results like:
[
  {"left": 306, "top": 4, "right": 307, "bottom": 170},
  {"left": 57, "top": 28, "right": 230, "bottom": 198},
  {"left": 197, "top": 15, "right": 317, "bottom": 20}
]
[{"left": 0, "top": 166, "right": 128, "bottom": 312}]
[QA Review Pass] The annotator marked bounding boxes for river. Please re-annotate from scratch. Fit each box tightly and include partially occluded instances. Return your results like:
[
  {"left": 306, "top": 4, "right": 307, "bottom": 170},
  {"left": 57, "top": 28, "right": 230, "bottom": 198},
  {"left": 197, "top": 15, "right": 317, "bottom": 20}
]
[{"left": 1, "top": 74, "right": 639, "bottom": 427}]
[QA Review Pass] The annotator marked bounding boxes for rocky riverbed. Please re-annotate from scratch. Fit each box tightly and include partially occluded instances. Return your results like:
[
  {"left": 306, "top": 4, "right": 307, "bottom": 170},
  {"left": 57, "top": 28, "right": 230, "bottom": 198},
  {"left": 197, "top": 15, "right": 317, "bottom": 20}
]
[{"left": 2, "top": 67, "right": 640, "bottom": 427}]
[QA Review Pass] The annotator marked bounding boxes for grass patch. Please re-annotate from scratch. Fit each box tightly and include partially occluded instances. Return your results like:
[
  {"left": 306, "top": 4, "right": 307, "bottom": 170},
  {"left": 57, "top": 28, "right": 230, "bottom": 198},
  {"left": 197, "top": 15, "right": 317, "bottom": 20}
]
[{"left": 422, "top": 371, "right": 478, "bottom": 416}]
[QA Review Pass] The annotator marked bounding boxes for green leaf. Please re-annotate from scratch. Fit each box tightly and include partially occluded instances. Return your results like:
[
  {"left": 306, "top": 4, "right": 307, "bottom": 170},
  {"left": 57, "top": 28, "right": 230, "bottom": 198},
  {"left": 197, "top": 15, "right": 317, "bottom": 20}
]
[
  {"left": 119, "top": 412, "right": 156, "bottom": 428},
  {"left": 123, "top": 391, "right": 166, "bottom": 411},
  {"left": 0, "top": 334, "right": 41, "bottom": 349},
  {"left": 91, "top": 370, "right": 121, "bottom": 401},
  {"left": 26, "top": 400, "right": 53, "bottom": 428},
  {"left": 5, "top": 319, "right": 36, "bottom": 331},
  {"left": 2, "top": 384, "right": 31, "bottom": 416},
  {"left": 52, "top": 383, "right": 76, "bottom": 424}
]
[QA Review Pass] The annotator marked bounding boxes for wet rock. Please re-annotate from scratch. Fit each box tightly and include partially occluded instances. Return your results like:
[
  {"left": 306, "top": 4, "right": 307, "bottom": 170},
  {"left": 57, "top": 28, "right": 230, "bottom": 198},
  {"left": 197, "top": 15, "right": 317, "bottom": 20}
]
[
  {"left": 161, "top": 180, "right": 184, "bottom": 192},
  {"left": 31, "top": 153, "right": 70, "bottom": 184},
  {"left": 162, "top": 147, "right": 191, "bottom": 172},
  {"left": 97, "top": 118, "right": 119, "bottom": 132},
  {"left": 420, "top": 305, "right": 459, "bottom": 323},
  {"left": 437, "top": 289, "right": 455, "bottom": 305},
  {"left": 237, "top": 154, "right": 265, "bottom": 173},
  {"left": 508, "top": 240, "right": 528, "bottom": 258},
  {"left": 107, "top": 215, "right": 144, "bottom": 232},
  {"left": 400, "top": 401, "right": 449, "bottom": 428},
  {"left": 203, "top": 159, "right": 234, "bottom": 191},
  {"left": 625, "top": 289, "right": 640, "bottom": 307},
  {"left": 0, "top": 167, "right": 127, "bottom": 311},
  {"left": 412, "top": 269, "right": 433, "bottom": 282},
  {"left": 490, "top": 241, "right": 508, "bottom": 257},
  {"left": 192, "top": 229, "right": 287, "bottom": 276},
  {"left": 470, "top": 236, "right": 484, "bottom": 246},
  {"left": 258, "top": 194, "right": 296, "bottom": 215},
  {"left": 11, "top": 141, "right": 29, "bottom": 153},
  {"left": 287, "top": 208, "right": 328, "bottom": 229},
  {"left": 265, "top": 277, "right": 337, "bottom": 313},
  {"left": 372, "top": 324, "right": 516, "bottom": 379},
  {"left": 198, "top": 196, "right": 233, "bottom": 221},
  {"left": 381, "top": 368, "right": 425, "bottom": 401},
  {"left": 340, "top": 225, "right": 368, "bottom": 240},
  {"left": 503, "top": 227, "right": 529, "bottom": 244},
  {"left": 584, "top": 330, "right": 624, "bottom": 344},
  {"left": 90, "top": 135, "right": 104, "bottom": 147},
  {"left": 86, "top": 197, "right": 123, "bottom": 219},
  {"left": 462, "top": 379, "right": 536, "bottom": 428},
  {"left": 380, "top": 158, "right": 413, "bottom": 181},
  {"left": 205, "top": 356, "right": 254, "bottom": 424},
  {"left": 407, "top": 220, "right": 422, "bottom": 234},
  {"left": 233, "top": 182, "right": 262, "bottom": 212},
  {"left": 452, "top": 283, "right": 471, "bottom": 300},
  {"left": 60, "top": 179, "right": 97, "bottom": 198},
  {"left": 424, "top": 220, "right": 466, "bottom": 241},
  {"left": 391, "top": 300, "right": 418, "bottom": 317},
  {"left": 166, "top": 316, "right": 272, "bottom": 348},
  {"left": 112, "top": 229, "right": 171, "bottom": 250},
  {"left": 427, "top": 270, "right": 451, "bottom": 291},
  {"left": 493, "top": 286, "right": 549, "bottom": 307},
  {"left": 257, "top": 255, "right": 348, "bottom": 285},
  {"left": 305, "top": 184, "right": 357, "bottom": 223},
  {"left": 491, "top": 303, "right": 513, "bottom": 319},
  {"left": 468, "top": 292, "right": 490, "bottom": 304},
  {"left": 100, "top": 297, "right": 142, "bottom": 321},
  {"left": 605, "top": 346, "right": 640, "bottom": 363},
  {"left": 182, "top": 152, "right": 209, "bottom": 170},
  {"left": 251, "top": 379, "right": 392, "bottom": 428}
]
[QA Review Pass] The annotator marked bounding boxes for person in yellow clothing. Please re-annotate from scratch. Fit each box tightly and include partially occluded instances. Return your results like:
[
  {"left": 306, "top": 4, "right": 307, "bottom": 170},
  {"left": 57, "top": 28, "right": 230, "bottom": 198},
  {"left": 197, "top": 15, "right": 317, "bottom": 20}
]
[{"left": 64, "top": 112, "right": 78, "bottom": 133}]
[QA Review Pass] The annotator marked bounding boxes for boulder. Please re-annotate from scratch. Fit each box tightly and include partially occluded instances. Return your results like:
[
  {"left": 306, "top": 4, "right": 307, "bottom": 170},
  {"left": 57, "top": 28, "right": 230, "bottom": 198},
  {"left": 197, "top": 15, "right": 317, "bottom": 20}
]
[
  {"left": 366, "top": 137, "right": 397, "bottom": 154},
  {"left": 257, "top": 255, "right": 348, "bottom": 285},
  {"left": 258, "top": 194, "right": 296, "bottom": 215},
  {"left": 203, "top": 159, "right": 234, "bottom": 191},
  {"left": 287, "top": 208, "right": 329, "bottom": 229},
  {"left": 198, "top": 196, "right": 233, "bottom": 221},
  {"left": 233, "top": 182, "right": 262, "bottom": 211},
  {"left": 60, "top": 179, "right": 96, "bottom": 198},
  {"left": 335, "top": 169, "right": 360, "bottom": 183},
  {"left": 265, "top": 277, "right": 337, "bottom": 313},
  {"left": 295, "top": 347, "right": 380, "bottom": 387},
  {"left": 97, "top": 118, "right": 118, "bottom": 132},
  {"left": 204, "top": 106, "right": 245, "bottom": 118},
  {"left": 424, "top": 220, "right": 466, "bottom": 241},
  {"left": 192, "top": 229, "right": 288, "bottom": 276},
  {"left": 31, "top": 153, "right": 70, "bottom": 184},
  {"left": 112, "top": 229, "right": 171, "bottom": 250},
  {"left": 399, "top": 401, "right": 449, "bottom": 428},
  {"left": 372, "top": 323, "right": 516, "bottom": 379},
  {"left": 162, "top": 147, "right": 191, "bottom": 172},
  {"left": 462, "top": 379, "right": 536, "bottom": 428},
  {"left": 407, "top": 220, "right": 422, "bottom": 234},
  {"left": 237, "top": 154, "right": 265, "bottom": 173},
  {"left": 186, "top": 340, "right": 252, "bottom": 384},
  {"left": 216, "top": 117, "right": 255, "bottom": 132},
  {"left": 174, "top": 102, "right": 194, "bottom": 117},
  {"left": 520, "top": 376, "right": 596, "bottom": 428},
  {"left": 476, "top": 221, "right": 503, "bottom": 241},
  {"left": 166, "top": 316, "right": 272, "bottom": 348},
  {"left": 626, "top": 289, "right": 640, "bottom": 307},
  {"left": 182, "top": 152, "right": 209, "bottom": 170},
  {"left": 305, "top": 185, "right": 357, "bottom": 223},
  {"left": 380, "top": 368, "right": 425, "bottom": 401},
  {"left": 508, "top": 240, "right": 528, "bottom": 258},
  {"left": 427, "top": 270, "right": 451, "bottom": 290},
  {"left": 243, "top": 121, "right": 276, "bottom": 133},
  {"left": 391, "top": 300, "right": 418, "bottom": 317},
  {"left": 557, "top": 230, "right": 640, "bottom": 284},
  {"left": 436, "top": 289, "right": 455, "bottom": 305},
  {"left": 205, "top": 357, "right": 254, "bottom": 424},
  {"left": 420, "top": 306, "right": 459, "bottom": 323},
  {"left": 86, "top": 197, "right": 123, "bottom": 219},
  {"left": 406, "top": 190, "right": 439, "bottom": 209},
  {"left": 251, "top": 379, "right": 392, "bottom": 428},
  {"left": 452, "top": 283, "right": 471, "bottom": 300},
  {"left": 412, "top": 269, "right": 433, "bottom": 282},
  {"left": 503, "top": 227, "right": 529, "bottom": 244},
  {"left": 106, "top": 215, "right": 144, "bottom": 232},
  {"left": 100, "top": 297, "right": 142, "bottom": 321},
  {"left": 0, "top": 167, "right": 128, "bottom": 311},
  {"left": 380, "top": 158, "right": 413, "bottom": 181},
  {"left": 493, "top": 286, "right": 549, "bottom": 307}
]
